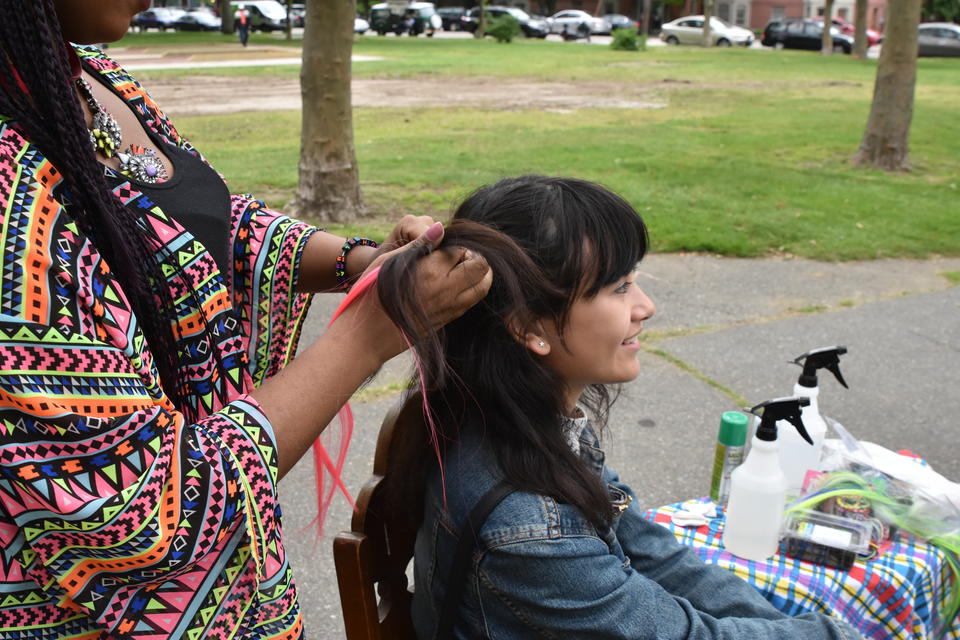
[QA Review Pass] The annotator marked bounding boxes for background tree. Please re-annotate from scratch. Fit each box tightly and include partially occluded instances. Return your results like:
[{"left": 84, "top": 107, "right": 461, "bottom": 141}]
[
  {"left": 702, "top": 0, "right": 714, "bottom": 46},
  {"left": 854, "top": 0, "right": 922, "bottom": 170},
  {"left": 923, "top": 0, "right": 960, "bottom": 19},
  {"left": 820, "top": 0, "right": 836, "bottom": 54},
  {"left": 289, "top": 0, "right": 364, "bottom": 221},
  {"left": 476, "top": 0, "right": 489, "bottom": 38},
  {"left": 285, "top": 0, "right": 294, "bottom": 40},
  {"left": 641, "top": 0, "right": 652, "bottom": 38},
  {"left": 852, "top": 0, "right": 868, "bottom": 58},
  {"left": 219, "top": 0, "right": 235, "bottom": 34}
]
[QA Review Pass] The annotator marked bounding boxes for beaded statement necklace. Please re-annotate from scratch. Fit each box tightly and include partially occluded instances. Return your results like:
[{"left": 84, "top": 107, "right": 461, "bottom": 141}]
[{"left": 75, "top": 77, "right": 168, "bottom": 184}]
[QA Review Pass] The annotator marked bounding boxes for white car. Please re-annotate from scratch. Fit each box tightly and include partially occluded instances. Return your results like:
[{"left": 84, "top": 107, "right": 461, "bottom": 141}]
[
  {"left": 173, "top": 9, "right": 222, "bottom": 31},
  {"left": 546, "top": 9, "right": 605, "bottom": 36},
  {"left": 354, "top": 16, "right": 370, "bottom": 34},
  {"left": 660, "top": 15, "right": 755, "bottom": 47}
]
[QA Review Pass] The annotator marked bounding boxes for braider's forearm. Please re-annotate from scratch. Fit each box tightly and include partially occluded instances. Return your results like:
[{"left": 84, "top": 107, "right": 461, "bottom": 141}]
[
  {"left": 295, "top": 232, "right": 378, "bottom": 293},
  {"left": 250, "top": 317, "right": 396, "bottom": 480}
]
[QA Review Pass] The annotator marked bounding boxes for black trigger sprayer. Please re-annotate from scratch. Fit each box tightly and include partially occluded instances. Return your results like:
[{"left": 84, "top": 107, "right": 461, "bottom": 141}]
[
  {"left": 750, "top": 396, "right": 812, "bottom": 444},
  {"left": 780, "top": 346, "right": 849, "bottom": 492},
  {"left": 792, "top": 346, "right": 848, "bottom": 389}
]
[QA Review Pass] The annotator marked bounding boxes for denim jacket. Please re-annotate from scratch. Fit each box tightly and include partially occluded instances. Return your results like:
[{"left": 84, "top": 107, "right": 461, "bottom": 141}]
[{"left": 410, "top": 424, "right": 863, "bottom": 640}]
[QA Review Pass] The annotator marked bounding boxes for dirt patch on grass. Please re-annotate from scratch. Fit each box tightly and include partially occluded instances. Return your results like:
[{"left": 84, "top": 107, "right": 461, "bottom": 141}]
[{"left": 139, "top": 74, "right": 667, "bottom": 115}]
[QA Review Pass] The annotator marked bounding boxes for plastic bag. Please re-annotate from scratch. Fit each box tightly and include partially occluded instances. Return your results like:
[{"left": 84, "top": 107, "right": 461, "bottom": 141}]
[{"left": 785, "top": 417, "right": 960, "bottom": 631}]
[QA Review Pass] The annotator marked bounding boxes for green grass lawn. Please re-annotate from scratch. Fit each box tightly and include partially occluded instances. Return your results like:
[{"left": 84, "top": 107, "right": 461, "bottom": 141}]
[{"left": 120, "top": 33, "right": 960, "bottom": 259}]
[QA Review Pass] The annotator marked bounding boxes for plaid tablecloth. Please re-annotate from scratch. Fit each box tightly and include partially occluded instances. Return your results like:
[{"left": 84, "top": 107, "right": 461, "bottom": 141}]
[{"left": 644, "top": 501, "right": 959, "bottom": 640}]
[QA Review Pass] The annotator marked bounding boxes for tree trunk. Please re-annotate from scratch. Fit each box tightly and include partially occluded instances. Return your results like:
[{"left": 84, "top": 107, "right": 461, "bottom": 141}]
[
  {"left": 641, "top": 0, "right": 652, "bottom": 37},
  {"left": 219, "top": 0, "right": 234, "bottom": 34},
  {"left": 702, "top": 0, "right": 713, "bottom": 46},
  {"left": 852, "top": 0, "right": 869, "bottom": 57},
  {"left": 290, "top": 0, "right": 364, "bottom": 222},
  {"left": 820, "top": 0, "right": 835, "bottom": 54},
  {"left": 477, "top": 0, "right": 488, "bottom": 38},
  {"left": 854, "top": 0, "right": 922, "bottom": 170},
  {"left": 285, "top": 0, "right": 294, "bottom": 40}
]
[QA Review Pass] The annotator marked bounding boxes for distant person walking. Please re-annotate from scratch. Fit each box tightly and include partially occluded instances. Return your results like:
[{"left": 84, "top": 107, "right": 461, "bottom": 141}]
[
  {"left": 578, "top": 20, "right": 592, "bottom": 41},
  {"left": 237, "top": 4, "right": 250, "bottom": 46}
]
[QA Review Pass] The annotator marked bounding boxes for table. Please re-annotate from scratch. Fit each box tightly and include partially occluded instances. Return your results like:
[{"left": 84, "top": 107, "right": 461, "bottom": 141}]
[{"left": 644, "top": 501, "right": 960, "bottom": 640}]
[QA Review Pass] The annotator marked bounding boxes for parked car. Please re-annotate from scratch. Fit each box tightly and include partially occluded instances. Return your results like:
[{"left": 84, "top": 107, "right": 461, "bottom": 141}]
[
  {"left": 231, "top": 0, "right": 287, "bottom": 32},
  {"left": 761, "top": 18, "right": 853, "bottom": 53},
  {"left": 918, "top": 22, "right": 960, "bottom": 57},
  {"left": 545, "top": 10, "right": 605, "bottom": 36},
  {"left": 354, "top": 15, "right": 370, "bottom": 34},
  {"left": 660, "top": 15, "right": 754, "bottom": 46},
  {"left": 600, "top": 13, "right": 639, "bottom": 34},
  {"left": 173, "top": 9, "right": 221, "bottom": 31},
  {"left": 811, "top": 17, "right": 881, "bottom": 46},
  {"left": 460, "top": 6, "right": 549, "bottom": 37},
  {"left": 131, "top": 7, "right": 186, "bottom": 31},
  {"left": 370, "top": 2, "right": 441, "bottom": 36},
  {"left": 289, "top": 3, "right": 305, "bottom": 27},
  {"left": 437, "top": 6, "right": 466, "bottom": 30}
]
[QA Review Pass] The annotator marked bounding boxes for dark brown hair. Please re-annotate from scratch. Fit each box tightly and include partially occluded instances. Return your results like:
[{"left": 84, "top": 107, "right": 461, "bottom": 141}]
[{"left": 378, "top": 176, "right": 648, "bottom": 530}]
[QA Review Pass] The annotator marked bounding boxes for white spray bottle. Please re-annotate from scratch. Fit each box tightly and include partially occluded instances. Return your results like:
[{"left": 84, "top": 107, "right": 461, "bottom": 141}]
[
  {"left": 778, "top": 346, "right": 849, "bottom": 495},
  {"left": 723, "top": 396, "right": 812, "bottom": 562}
]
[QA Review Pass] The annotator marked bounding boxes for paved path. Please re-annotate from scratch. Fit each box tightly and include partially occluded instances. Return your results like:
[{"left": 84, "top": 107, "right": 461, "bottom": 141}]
[{"left": 109, "top": 43, "right": 382, "bottom": 70}]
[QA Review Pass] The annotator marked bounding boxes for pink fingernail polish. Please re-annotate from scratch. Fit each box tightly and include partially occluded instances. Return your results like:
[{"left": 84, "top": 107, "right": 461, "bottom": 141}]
[{"left": 425, "top": 222, "right": 443, "bottom": 242}]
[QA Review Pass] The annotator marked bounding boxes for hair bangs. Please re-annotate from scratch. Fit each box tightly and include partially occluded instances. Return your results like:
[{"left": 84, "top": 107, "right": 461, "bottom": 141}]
[{"left": 542, "top": 179, "right": 648, "bottom": 299}]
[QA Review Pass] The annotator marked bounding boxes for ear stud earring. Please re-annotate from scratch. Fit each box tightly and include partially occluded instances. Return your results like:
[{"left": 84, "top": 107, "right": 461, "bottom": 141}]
[{"left": 538, "top": 341, "right": 545, "bottom": 347}]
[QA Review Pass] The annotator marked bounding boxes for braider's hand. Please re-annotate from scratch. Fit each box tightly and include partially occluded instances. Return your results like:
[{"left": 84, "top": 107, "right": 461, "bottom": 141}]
[
  {"left": 332, "top": 222, "right": 492, "bottom": 363},
  {"left": 381, "top": 214, "right": 437, "bottom": 251},
  {"left": 412, "top": 222, "right": 493, "bottom": 331},
  {"left": 347, "top": 214, "right": 436, "bottom": 276}
]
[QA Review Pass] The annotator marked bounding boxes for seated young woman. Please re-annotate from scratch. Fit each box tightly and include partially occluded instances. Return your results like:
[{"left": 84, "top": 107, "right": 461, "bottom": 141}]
[{"left": 372, "top": 175, "right": 863, "bottom": 639}]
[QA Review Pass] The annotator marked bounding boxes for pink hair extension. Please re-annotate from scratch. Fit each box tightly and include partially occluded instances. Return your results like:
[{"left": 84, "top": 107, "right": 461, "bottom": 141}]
[
  {"left": 309, "top": 403, "right": 355, "bottom": 536},
  {"left": 308, "top": 266, "right": 384, "bottom": 535},
  {"left": 311, "top": 258, "right": 453, "bottom": 532}
]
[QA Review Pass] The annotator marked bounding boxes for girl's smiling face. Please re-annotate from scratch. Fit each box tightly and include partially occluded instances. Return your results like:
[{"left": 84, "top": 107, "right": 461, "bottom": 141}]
[{"left": 536, "top": 267, "right": 655, "bottom": 414}]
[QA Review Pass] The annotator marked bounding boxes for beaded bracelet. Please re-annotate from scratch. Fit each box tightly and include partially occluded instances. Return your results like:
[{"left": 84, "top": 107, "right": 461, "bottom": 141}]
[{"left": 335, "top": 237, "right": 379, "bottom": 291}]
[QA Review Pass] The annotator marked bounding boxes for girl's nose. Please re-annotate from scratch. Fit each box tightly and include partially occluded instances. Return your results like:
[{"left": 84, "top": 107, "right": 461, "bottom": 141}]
[{"left": 633, "top": 287, "right": 656, "bottom": 321}]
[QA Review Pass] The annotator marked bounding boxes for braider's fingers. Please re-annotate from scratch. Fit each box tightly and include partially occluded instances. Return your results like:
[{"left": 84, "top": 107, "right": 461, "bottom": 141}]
[
  {"left": 365, "top": 220, "right": 444, "bottom": 271},
  {"left": 420, "top": 247, "right": 492, "bottom": 327},
  {"left": 449, "top": 249, "right": 491, "bottom": 294},
  {"left": 370, "top": 216, "right": 438, "bottom": 267},
  {"left": 400, "top": 215, "right": 436, "bottom": 243},
  {"left": 386, "top": 216, "right": 440, "bottom": 251},
  {"left": 451, "top": 261, "right": 493, "bottom": 312}
]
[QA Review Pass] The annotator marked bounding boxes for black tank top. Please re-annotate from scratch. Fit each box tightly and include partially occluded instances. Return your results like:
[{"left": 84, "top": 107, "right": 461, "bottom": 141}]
[
  {"left": 104, "top": 141, "right": 233, "bottom": 279},
  {"left": 85, "top": 64, "right": 233, "bottom": 278}
]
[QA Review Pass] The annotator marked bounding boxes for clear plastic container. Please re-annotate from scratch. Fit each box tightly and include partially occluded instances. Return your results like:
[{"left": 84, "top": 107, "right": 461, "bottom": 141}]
[{"left": 781, "top": 508, "right": 874, "bottom": 569}]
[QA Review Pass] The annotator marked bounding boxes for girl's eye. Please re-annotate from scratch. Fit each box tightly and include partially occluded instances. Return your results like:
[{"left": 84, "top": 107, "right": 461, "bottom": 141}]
[{"left": 614, "top": 281, "right": 632, "bottom": 294}]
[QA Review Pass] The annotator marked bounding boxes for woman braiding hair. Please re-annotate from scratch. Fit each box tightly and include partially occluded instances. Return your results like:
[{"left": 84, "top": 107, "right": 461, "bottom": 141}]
[{"left": 0, "top": 1, "right": 490, "bottom": 638}]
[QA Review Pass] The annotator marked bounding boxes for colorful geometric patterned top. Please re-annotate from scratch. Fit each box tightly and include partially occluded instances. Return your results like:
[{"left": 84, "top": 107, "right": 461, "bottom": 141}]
[
  {"left": 645, "top": 501, "right": 960, "bottom": 640},
  {"left": 0, "top": 46, "right": 315, "bottom": 639}
]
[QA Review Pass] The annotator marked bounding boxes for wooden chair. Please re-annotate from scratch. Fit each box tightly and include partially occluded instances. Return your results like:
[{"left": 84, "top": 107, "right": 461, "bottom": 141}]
[{"left": 333, "top": 393, "right": 421, "bottom": 640}]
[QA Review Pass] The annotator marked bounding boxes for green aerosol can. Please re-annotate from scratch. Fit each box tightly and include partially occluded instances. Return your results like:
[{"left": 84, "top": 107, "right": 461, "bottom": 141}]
[{"left": 709, "top": 411, "right": 749, "bottom": 505}]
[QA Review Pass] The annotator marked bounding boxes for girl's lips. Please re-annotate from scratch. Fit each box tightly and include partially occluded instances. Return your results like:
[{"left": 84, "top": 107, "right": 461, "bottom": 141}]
[{"left": 621, "top": 328, "right": 643, "bottom": 345}]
